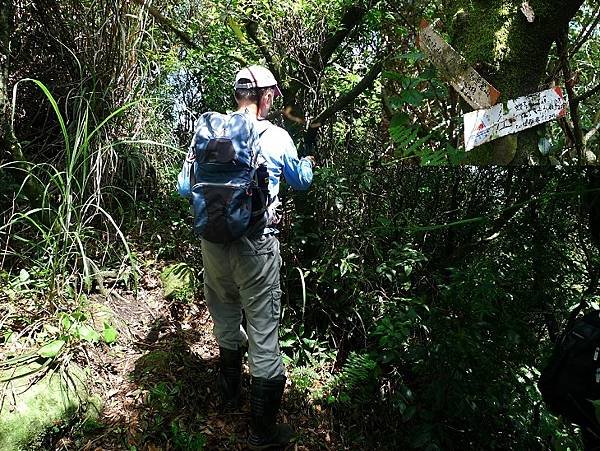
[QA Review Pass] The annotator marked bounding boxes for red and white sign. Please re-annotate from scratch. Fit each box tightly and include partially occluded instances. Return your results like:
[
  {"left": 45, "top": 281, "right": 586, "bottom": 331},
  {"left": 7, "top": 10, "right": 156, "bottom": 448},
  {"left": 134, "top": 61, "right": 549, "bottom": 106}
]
[{"left": 464, "top": 87, "right": 567, "bottom": 151}]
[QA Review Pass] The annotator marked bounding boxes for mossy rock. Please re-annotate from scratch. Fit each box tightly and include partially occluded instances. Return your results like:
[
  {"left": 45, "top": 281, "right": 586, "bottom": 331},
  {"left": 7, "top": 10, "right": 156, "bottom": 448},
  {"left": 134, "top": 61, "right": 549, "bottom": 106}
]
[
  {"left": 0, "top": 362, "right": 101, "bottom": 451},
  {"left": 160, "top": 262, "right": 196, "bottom": 301},
  {"left": 134, "top": 350, "right": 172, "bottom": 376}
]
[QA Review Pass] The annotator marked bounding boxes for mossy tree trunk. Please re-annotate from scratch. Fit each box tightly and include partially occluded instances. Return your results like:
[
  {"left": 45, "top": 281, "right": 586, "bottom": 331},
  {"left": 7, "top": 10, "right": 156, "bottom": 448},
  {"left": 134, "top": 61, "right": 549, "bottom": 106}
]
[{"left": 446, "top": 0, "right": 585, "bottom": 164}]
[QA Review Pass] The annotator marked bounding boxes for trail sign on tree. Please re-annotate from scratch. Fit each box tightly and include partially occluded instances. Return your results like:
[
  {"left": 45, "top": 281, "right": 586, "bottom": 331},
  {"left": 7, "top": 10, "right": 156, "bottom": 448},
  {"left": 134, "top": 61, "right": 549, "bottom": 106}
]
[
  {"left": 417, "top": 20, "right": 501, "bottom": 110},
  {"left": 464, "top": 87, "right": 567, "bottom": 151}
]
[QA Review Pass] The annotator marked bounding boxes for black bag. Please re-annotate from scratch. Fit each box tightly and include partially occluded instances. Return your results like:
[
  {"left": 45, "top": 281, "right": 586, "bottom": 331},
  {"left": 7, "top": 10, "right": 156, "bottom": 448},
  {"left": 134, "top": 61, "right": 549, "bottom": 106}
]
[{"left": 539, "top": 310, "right": 600, "bottom": 434}]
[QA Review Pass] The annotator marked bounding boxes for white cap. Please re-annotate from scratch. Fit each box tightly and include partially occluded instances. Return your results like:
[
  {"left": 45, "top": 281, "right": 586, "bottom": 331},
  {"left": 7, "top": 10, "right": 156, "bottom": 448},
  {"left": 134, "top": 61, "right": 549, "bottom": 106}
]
[{"left": 234, "top": 65, "right": 282, "bottom": 97}]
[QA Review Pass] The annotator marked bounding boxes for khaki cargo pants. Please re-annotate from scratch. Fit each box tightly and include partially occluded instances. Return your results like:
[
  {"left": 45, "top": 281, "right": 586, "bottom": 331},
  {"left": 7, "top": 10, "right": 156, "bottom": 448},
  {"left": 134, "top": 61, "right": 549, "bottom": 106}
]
[{"left": 201, "top": 234, "right": 285, "bottom": 379}]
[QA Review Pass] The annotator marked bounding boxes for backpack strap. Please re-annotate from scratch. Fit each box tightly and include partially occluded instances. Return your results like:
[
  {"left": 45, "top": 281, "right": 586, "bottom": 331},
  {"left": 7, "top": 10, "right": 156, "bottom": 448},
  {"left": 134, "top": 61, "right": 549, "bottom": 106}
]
[{"left": 246, "top": 126, "right": 271, "bottom": 234}]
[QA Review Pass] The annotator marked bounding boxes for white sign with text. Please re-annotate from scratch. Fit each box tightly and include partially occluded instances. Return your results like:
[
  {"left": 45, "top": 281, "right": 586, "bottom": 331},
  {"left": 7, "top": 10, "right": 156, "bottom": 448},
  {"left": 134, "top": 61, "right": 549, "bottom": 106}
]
[
  {"left": 418, "top": 20, "right": 501, "bottom": 109},
  {"left": 463, "top": 87, "right": 567, "bottom": 151}
]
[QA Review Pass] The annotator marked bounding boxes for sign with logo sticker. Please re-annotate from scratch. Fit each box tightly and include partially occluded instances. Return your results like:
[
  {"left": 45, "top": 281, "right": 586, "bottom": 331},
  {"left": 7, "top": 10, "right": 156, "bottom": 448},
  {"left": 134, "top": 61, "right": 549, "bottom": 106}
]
[
  {"left": 417, "top": 20, "right": 501, "bottom": 109},
  {"left": 463, "top": 87, "right": 567, "bottom": 151}
]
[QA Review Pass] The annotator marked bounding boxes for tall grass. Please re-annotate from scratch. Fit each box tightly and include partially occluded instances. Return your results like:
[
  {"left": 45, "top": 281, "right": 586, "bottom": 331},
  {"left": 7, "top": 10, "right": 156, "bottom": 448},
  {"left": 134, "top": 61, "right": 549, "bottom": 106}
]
[
  {"left": 1, "top": 79, "right": 138, "bottom": 303},
  {"left": 0, "top": 0, "right": 182, "bottom": 409}
]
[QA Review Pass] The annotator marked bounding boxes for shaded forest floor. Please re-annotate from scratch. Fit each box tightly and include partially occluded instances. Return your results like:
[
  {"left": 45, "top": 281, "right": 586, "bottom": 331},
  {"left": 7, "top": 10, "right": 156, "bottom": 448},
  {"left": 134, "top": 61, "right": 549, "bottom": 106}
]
[{"left": 45, "top": 244, "right": 342, "bottom": 450}]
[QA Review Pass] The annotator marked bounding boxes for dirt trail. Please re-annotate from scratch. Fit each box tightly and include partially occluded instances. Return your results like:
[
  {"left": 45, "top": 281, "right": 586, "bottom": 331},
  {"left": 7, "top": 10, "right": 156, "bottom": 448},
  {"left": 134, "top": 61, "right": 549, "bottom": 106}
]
[{"left": 50, "top": 262, "right": 338, "bottom": 451}]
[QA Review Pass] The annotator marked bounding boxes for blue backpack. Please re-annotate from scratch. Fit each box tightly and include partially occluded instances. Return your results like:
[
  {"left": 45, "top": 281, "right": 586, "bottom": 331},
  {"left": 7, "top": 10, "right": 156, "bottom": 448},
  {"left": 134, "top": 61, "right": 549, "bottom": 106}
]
[{"left": 178, "top": 111, "right": 268, "bottom": 243}]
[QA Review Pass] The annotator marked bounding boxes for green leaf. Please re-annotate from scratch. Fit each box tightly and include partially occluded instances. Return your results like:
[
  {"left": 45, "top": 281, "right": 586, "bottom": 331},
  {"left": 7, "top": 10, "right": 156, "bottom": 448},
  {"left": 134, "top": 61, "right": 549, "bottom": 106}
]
[
  {"left": 391, "top": 112, "right": 411, "bottom": 128},
  {"left": 397, "top": 50, "right": 425, "bottom": 63},
  {"left": 421, "top": 67, "right": 437, "bottom": 80},
  {"left": 78, "top": 324, "right": 100, "bottom": 343},
  {"left": 399, "top": 88, "right": 424, "bottom": 107},
  {"left": 280, "top": 338, "right": 295, "bottom": 347},
  {"left": 72, "top": 311, "right": 87, "bottom": 321},
  {"left": 38, "top": 340, "right": 66, "bottom": 358},
  {"left": 44, "top": 324, "right": 60, "bottom": 335},
  {"left": 3, "top": 330, "right": 13, "bottom": 343},
  {"left": 19, "top": 269, "right": 30, "bottom": 282},
  {"left": 103, "top": 323, "right": 118, "bottom": 344},
  {"left": 382, "top": 70, "right": 405, "bottom": 81},
  {"left": 387, "top": 95, "right": 404, "bottom": 110},
  {"left": 16, "top": 79, "right": 70, "bottom": 154},
  {"left": 61, "top": 314, "right": 72, "bottom": 331}
]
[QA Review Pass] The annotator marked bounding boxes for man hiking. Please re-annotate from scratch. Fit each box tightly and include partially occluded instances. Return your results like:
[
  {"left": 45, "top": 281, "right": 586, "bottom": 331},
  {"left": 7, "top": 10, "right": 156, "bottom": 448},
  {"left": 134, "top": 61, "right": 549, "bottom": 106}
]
[{"left": 178, "top": 65, "right": 314, "bottom": 449}]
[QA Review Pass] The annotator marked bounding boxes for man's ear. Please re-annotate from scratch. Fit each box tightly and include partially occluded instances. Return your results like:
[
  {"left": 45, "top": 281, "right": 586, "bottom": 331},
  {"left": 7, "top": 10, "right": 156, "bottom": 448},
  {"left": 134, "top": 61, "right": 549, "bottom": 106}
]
[
  {"left": 258, "top": 91, "right": 272, "bottom": 114},
  {"left": 263, "top": 90, "right": 273, "bottom": 104}
]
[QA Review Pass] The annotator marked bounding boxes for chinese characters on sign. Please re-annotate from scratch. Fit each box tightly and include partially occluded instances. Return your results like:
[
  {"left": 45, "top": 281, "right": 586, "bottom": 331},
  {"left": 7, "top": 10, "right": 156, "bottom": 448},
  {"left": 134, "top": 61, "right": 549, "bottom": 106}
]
[
  {"left": 463, "top": 87, "right": 567, "bottom": 151},
  {"left": 417, "top": 19, "right": 567, "bottom": 151},
  {"left": 417, "top": 20, "right": 501, "bottom": 109}
]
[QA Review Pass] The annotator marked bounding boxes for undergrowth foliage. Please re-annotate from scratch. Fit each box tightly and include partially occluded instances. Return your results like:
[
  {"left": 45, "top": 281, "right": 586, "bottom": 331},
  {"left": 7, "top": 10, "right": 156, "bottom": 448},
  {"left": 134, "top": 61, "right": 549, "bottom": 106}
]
[
  {"left": 2, "top": 0, "right": 600, "bottom": 450},
  {"left": 0, "top": 80, "right": 141, "bottom": 396},
  {"left": 281, "top": 167, "right": 599, "bottom": 449}
]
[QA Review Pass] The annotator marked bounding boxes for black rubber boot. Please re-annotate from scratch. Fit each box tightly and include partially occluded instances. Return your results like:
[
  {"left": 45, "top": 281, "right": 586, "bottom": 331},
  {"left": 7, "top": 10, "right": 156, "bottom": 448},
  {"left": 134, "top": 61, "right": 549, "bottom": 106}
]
[
  {"left": 217, "top": 346, "right": 242, "bottom": 411},
  {"left": 247, "top": 375, "right": 293, "bottom": 450}
]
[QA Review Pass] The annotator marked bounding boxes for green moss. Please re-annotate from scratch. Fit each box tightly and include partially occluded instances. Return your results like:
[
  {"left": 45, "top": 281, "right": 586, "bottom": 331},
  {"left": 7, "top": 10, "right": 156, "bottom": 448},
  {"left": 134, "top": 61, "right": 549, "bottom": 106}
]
[
  {"left": 0, "top": 363, "right": 98, "bottom": 451},
  {"left": 463, "top": 143, "right": 496, "bottom": 165},
  {"left": 491, "top": 135, "right": 519, "bottom": 164},
  {"left": 449, "top": 0, "right": 515, "bottom": 68},
  {"left": 160, "top": 262, "right": 196, "bottom": 301},
  {"left": 463, "top": 133, "right": 519, "bottom": 165},
  {"left": 493, "top": 14, "right": 513, "bottom": 61},
  {"left": 447, "top": 0, "right": 559, "bottom": 97},
  {"left": 447, "top": 0, "right": 572, "bottom": 162},
  {"left": 135, "top": 350, "right": 172, "bottom": 375}
]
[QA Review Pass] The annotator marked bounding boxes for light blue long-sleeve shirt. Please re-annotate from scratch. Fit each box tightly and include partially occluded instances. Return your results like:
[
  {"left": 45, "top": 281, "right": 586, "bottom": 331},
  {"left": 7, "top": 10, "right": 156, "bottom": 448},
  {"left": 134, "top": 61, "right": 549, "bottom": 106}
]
[{"left": 254, "top": 119, "right": 313, "bottom": 198}]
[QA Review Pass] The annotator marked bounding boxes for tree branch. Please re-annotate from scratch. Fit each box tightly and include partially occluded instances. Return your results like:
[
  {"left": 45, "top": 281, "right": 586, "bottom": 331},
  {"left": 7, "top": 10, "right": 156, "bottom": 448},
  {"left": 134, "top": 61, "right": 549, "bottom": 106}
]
[
  {"left": 310, "top": 5, "right": 368, "bottom": 70},
  {"left": 557, "top": 26, "right": 584, "bottom": 160},
  {"left": 574, "top": 82, "right": 600, "bottom": 104},
  {"left": 311, "top": 60, "right": 382, "bottom": 126},
  {"left": 131, "top": 0, "right": 247, "bottom": 66},
  {"left": 242, "top": 2, "right": 378, "bottom": 129},
  {"left": 244, "top": 19, "right": 284, "bottom": 94},
  {"left": 585, "top": 121, "right": 600, "bottom": 144},
  {"left": 569, "top": 4, "right": 600, "bottom": 57},
  {"left": 131, "top": 0, "right": 200, "bottom": 50}
]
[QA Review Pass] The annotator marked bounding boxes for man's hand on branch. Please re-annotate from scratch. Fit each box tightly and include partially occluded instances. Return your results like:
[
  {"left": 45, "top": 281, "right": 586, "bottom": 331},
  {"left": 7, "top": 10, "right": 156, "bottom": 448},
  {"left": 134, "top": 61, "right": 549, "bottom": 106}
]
[{"left": 304, "top": 156, "right": 317, "bottom": 168}]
